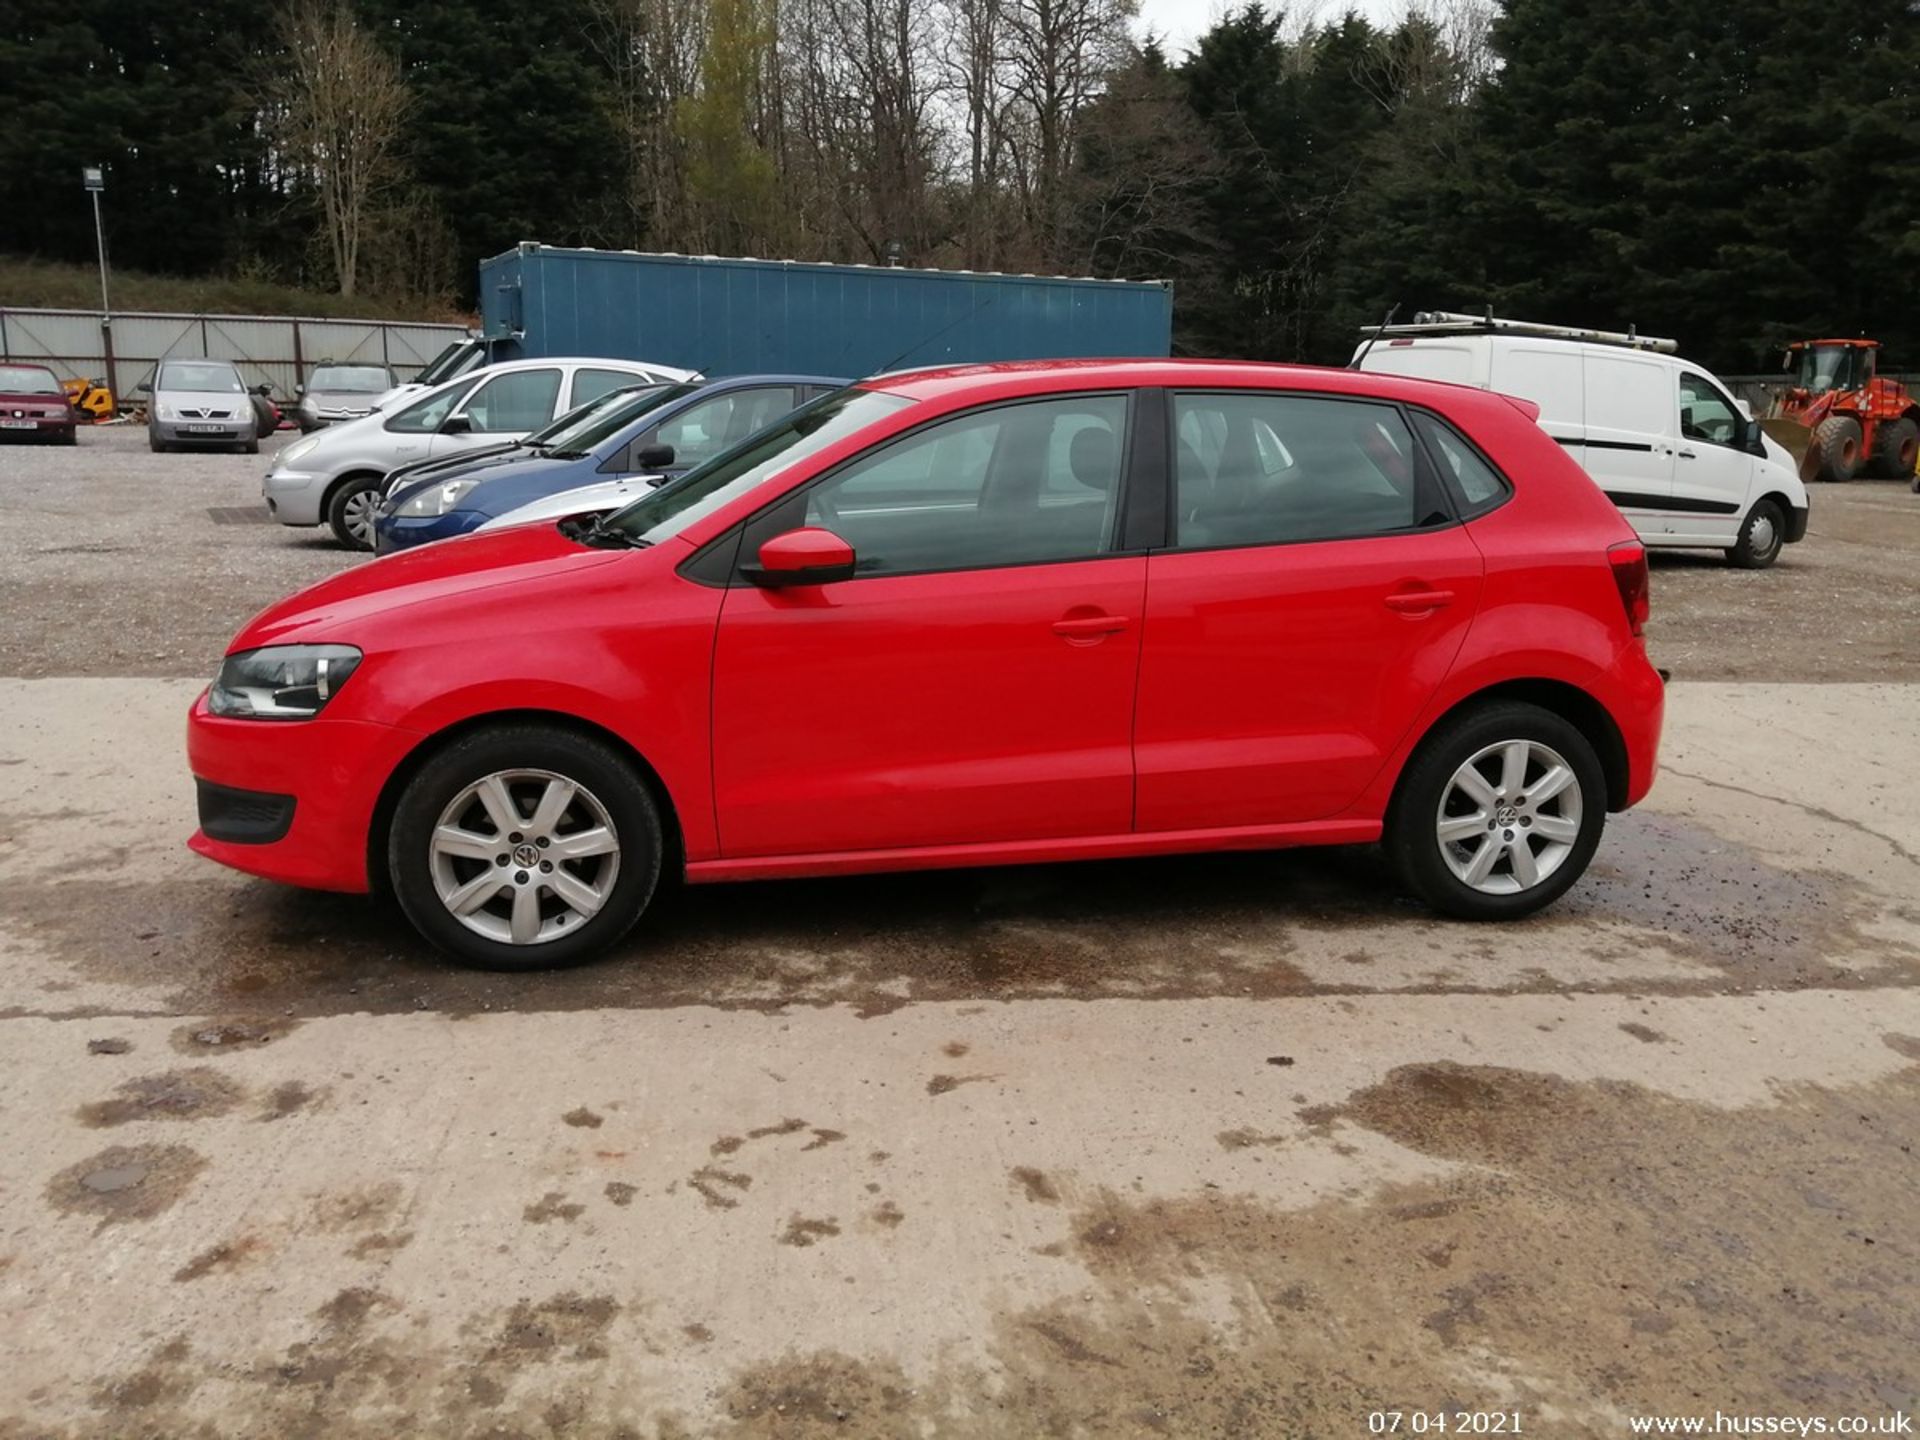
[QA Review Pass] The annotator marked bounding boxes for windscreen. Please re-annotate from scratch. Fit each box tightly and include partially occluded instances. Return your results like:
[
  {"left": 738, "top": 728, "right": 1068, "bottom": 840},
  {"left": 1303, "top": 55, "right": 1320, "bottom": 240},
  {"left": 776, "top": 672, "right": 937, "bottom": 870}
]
[
  {"left": 538, "top": 384, "right": 694, "bottom": 455},
  {"left": 309, "top": 365, "right": 390, "bottom": 392},
  {"left": 158, "top": 362, "right": 243, "bottom": 393},
  {"left": 601, "top": 388, "right": 912, "bottom": 545},
  {"left": 0, "top": 365, "right": 63, "bottom": 394}
]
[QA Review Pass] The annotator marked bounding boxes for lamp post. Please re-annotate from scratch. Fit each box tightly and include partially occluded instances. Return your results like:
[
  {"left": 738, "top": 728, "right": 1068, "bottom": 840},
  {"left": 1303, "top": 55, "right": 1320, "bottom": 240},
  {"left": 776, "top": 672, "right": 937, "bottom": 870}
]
[{"left": 81, "top": 166, "right": 116, "bottom": 403}]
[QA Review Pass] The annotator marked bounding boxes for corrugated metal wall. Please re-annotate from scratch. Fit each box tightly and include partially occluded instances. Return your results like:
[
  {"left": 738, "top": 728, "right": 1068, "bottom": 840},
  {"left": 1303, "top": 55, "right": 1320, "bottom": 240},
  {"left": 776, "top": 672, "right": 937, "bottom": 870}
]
[
  {"left": 480, "top": 245, "right": 1172, "bottom": 376},
  {"left": 0, "top": 307, "right": 469, "bottom": 402}
]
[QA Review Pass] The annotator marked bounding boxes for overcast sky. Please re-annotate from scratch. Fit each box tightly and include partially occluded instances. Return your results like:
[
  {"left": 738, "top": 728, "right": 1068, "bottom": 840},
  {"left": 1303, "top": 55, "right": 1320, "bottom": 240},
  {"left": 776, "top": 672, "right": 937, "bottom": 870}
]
[{"left": 1133, "top": 0, "right": 1413, "bottom": 59}]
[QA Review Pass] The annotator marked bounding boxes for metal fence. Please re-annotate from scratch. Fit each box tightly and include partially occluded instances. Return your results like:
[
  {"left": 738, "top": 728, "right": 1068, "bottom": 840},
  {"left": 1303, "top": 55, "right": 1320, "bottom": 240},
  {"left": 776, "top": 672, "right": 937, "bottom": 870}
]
[{"left": 0, "top": 306, "right": 469, "bottom": 406}]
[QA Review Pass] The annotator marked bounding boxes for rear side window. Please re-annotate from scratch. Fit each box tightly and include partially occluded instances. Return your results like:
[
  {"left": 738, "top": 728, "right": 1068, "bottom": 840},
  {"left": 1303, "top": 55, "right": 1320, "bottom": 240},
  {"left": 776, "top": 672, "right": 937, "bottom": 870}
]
[
  {"left": 461, "top": 368, "right": 561, "bottom": 433},
  {"left": 1411, "top": 412, "right": 1510, "bottom": 515},
  {"left": 657, "top": 387, "right": 798, "bottom": 469},
  {"left": 1171, "top": 392, "right": 1441, "bottom": 549},
  {"left": 570, "top": 367, "right": 642, "bottom": 409}
]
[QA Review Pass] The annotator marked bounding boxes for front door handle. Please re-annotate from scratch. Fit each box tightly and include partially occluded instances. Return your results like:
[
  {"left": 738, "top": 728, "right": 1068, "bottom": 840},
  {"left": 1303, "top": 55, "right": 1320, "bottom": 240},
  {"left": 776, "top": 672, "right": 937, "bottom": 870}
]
[
  {"left": 1677, "top": 448, "right": 1698, "bottom": 460},
  {"left": 1384, "top": 588, "right": 1454, "bottom": 614},
  {"left": 1052, "top": 613, "right": 1130, "bottom": 640}
]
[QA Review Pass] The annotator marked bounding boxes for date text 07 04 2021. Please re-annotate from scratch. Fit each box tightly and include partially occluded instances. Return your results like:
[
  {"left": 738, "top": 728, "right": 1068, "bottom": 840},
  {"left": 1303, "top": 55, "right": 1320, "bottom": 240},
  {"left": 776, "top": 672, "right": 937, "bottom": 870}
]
[{"left": 1370, "top": 1413, "right": 1524, "bottom": 1435}]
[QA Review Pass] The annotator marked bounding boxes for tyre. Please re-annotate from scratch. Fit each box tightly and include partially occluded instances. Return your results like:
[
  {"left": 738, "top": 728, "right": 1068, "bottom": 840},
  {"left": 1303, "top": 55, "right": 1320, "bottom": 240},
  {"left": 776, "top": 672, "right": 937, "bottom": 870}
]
[
  {"left": 1869, "top": 417, "right": 1918, "bottom": 480},
  {"left": 1809, "top": 415, "right": 1862, "bottom": 482},
  {"left": 387, "top": 724, "right": 663, "bottom": 970},
  {"left": 1726, "top": 497, "right": 1784, "bottom": 569},
  {"left": 149, "top": 434, "right": 168, "bottom": 454},
  {"left": 242, "top": 437, "right": 260, "bottom": 456},
  {"left": 1385, "top": 700, "right": 1607, "bottom": 921},
  {"left": 326, "top": 475, "right": 382, "bottom": 550},
  {"left": 58, "top": 429, "right": 77, "bottom": 446}
]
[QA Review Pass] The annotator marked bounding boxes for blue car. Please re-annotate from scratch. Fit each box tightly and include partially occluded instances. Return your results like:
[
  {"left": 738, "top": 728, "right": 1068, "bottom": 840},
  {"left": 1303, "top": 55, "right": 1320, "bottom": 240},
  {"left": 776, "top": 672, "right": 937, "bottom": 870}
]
[{"left": 372, "top": 374, "right": 848, "bottom": 553}]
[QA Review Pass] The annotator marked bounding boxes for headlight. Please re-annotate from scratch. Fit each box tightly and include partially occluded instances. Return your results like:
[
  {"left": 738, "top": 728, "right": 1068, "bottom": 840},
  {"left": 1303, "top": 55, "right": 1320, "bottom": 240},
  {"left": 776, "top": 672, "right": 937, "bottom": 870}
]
[
  {"left": 207, "top": 645, "right": 362, "bottom": 720},
  {"left": 156, "top": 403, "right": 176, "bottom": 420},
  {"left": 280, "top": 435, "right": 320, "bottom": 465},
  {"left": 396, "top": 477, "right": 482, "bottom": 517}
]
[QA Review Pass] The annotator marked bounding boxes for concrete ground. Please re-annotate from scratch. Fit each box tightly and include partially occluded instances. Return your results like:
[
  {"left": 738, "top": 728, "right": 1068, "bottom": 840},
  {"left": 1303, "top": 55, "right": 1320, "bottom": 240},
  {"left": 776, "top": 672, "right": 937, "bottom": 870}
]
[{"left": 1, "top": 428, "right": 1918, "bottom": 1437}]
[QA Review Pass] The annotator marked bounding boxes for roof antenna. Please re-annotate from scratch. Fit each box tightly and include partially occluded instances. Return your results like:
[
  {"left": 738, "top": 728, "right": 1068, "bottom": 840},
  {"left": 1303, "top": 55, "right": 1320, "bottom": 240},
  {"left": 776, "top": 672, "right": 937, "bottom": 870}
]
[{"left": 1350, "top": 304, "right": 1401, "bottom": 370}]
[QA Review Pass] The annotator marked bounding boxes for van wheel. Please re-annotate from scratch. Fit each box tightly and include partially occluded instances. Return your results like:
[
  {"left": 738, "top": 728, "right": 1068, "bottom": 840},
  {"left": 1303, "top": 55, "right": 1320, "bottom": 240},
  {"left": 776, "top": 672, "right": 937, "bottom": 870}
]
[
  {"left": 1810, "top": 415, "right": 1862, "bottom": 482},
  {"left": 388, "top": 724, "right": 663, "bottom": 970},
  {"left": 326, "top": 475, "right": 382, "bottom": 550},
  {"left": 1386, "top": 701, "right": 1606, "bottom": 921},
  {"left": 1726, "top": 498, "right": 1784, "bottom": 569}
]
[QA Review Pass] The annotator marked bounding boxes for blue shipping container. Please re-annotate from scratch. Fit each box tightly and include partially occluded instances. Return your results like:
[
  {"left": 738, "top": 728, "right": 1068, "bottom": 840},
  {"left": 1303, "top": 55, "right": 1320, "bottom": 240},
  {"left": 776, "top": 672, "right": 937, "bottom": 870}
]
[{"left": 479, "top": 244, "right": 1172, "bottom": 377}]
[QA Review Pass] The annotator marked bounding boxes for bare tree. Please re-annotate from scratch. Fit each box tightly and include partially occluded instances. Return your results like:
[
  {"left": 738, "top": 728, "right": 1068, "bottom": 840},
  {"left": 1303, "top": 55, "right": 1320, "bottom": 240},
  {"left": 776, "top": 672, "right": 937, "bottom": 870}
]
[
  {"left": 586, "top": 0, "right": 710, "bottom": 249},
  {"left": 263, "top": 0, "right": 410, "bottom": 297}
]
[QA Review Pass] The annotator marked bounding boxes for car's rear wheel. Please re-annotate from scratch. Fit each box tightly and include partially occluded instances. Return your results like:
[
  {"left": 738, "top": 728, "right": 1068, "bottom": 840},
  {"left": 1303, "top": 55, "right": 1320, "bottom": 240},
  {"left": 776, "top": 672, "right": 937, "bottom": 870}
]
[
  {"left": 326, "top": 475, "right": 382, "bottom": 550},
  {"left": 1726, "top": 497, "right": 1784, "bottom": 569},
  {"left": 388, "top": 725, "right": 663, "bottom": 970},
  {"left": 1386, "top": 701, "right": 1606, "bottom": 920}
]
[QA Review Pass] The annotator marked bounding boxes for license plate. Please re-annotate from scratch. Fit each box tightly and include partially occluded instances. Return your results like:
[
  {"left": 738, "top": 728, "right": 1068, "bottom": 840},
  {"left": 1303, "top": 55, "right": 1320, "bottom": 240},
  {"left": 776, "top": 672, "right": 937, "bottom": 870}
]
[
  {"left": 1, "top": 419, "right": 37, "bottom": 429},
  {"left": 184, "top": 424, "right": 228, "bottom": 434}
]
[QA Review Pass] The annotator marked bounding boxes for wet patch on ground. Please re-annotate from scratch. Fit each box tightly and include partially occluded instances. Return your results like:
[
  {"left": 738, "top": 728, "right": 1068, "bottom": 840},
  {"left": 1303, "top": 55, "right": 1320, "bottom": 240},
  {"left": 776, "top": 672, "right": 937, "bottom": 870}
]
[
  {"left": 7, "top": 809, "right": 1915, "bottom": 1023},
  {"left": 170, "top": 1016, "right": 301, "bottom": 1053},
  {"left": 173, "top": 1233, "right": 270, "bottom": 1283},
  {"left": 76, "top": 1067, "right": 247, "bottom": 1127},
  {"left": 45, "top": 1144, "right": 208, "bottom": 1227}
]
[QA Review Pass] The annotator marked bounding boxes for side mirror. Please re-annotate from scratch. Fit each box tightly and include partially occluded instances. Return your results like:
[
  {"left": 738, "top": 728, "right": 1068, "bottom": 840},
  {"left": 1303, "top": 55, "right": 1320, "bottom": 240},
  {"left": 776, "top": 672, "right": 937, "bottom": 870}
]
[
  {"left": 745, "top": 527, "right": 856, "bottom": 588},
  {"left": 635, "top": 442, "right": 675, "bottom": 470},
  {"left": 255, "top": 383, "right": 272, "bottom": 397},
  {"left": 1745, "top": 417, "right": 1767, "bottom": 455},
  {"left": 136, "top": 381, "right": 152, "bottom": 393},
  {"left": 441, "top": 414, "right": 472, "bottom": 435},
  {"left": 295, "top": 383, "right": 305, "bottom": 395}
]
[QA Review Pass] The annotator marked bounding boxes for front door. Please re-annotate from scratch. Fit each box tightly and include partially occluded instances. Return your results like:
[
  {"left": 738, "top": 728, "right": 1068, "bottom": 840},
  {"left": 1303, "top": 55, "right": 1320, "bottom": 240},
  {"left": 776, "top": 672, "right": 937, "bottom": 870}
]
[
  {"left": 710, "top": 392, "right": 1144, "bottom": 857},
  {"left": 1135, "top": 391, "right": 1486, "bottom": 829},
  {"left": 1670, "top": 370, "right": 1752, "bottom": 542}
]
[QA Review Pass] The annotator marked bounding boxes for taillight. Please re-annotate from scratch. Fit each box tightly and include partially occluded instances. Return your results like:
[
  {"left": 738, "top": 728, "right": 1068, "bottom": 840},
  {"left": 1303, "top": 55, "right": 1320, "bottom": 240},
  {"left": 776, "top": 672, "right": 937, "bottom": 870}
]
[{"left": 1608, "top": 540, "right": 1649, "bottom": 636}]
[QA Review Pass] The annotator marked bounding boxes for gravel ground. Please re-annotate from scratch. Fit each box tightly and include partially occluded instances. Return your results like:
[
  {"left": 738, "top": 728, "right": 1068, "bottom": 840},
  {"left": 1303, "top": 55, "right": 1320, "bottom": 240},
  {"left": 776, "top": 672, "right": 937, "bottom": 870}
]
[{"left": 3, "top": 424, "right": 1916, "bottom": 681}]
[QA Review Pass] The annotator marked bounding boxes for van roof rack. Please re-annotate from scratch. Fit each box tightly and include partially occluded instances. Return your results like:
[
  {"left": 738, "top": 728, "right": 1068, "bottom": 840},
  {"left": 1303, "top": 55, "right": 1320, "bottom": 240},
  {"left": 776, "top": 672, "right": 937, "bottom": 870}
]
[{"left": 1365, "top": 309, "right": 1679, "bottom": 355}]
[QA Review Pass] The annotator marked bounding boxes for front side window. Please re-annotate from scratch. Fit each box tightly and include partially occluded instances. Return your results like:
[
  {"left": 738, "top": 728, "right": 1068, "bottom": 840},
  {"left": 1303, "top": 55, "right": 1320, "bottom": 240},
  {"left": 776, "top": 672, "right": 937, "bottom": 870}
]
[
  {"left": 603, "top": 387, "right": 912, "bottom": 545},
  {"left": 385, "top": 377, "right": 481, "bottom": 433},
  {"left": 656, "top": 388, "right": 799, "bottom": 470},
  {"left": 1173, "top": 392, "right": 1437, "bottom": 548},
  {"left": 460, "top": 368, "right": 561, "bottom": 433},
  {"left": 1679, "top": 372, "right": 1740, "bottom": 447},
  {"left": 788, "top": 393, "right": 1129, "bottom": 577},
  {"left": 159, "top": 362, "right": 243, "bottom": 393}
]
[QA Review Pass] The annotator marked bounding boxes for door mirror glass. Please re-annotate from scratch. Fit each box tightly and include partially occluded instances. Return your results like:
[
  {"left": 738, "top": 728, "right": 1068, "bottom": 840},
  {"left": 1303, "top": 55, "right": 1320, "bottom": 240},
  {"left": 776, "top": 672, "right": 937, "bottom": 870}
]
[
  {"left": 136, "top": 380, "right": 152, "bottom": 393},
  {"left": 635, "top": 442, "right": 675, "bottom": 470},
  {"left": 1745, "top": 416, "right": 1767, "bottom": 455},
  {"left": 441, "top": 413, "right": 473, "bottom": 435},
  {"left": 747, "top": 527, "right": 857, "bottom": 588}
]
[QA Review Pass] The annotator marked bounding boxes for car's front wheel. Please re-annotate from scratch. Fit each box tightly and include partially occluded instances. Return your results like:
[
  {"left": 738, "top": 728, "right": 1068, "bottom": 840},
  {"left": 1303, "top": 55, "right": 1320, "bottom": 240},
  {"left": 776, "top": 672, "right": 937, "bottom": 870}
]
[
  {"left": 1386, "top": 701, "right": 1606, "bottom": 921},
  {"left": 388, "top": 724, "right": 664, "bottom": 970},
  {"left": 326, "top": 475, "right": 383, "bottom": 550}
]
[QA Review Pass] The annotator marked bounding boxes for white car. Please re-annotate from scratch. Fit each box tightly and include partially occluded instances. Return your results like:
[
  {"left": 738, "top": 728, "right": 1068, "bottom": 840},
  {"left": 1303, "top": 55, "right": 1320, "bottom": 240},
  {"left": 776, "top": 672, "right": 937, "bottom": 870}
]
[
  {"left": 475, "top": 471, "right": 670, "bottom": 534},
  {"left": 1355, "top": 312, "right": 1810, "bottom": 568},
  {"left": 263, "top": 356, "right": 693, "bottom": 548}
]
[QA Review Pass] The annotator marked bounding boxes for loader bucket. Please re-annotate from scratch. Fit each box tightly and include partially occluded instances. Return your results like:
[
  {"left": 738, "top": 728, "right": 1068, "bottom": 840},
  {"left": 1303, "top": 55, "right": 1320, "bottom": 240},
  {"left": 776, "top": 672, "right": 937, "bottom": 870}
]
[{"left": 1762, "top": 416, "right": 1815, "bottom": 477}]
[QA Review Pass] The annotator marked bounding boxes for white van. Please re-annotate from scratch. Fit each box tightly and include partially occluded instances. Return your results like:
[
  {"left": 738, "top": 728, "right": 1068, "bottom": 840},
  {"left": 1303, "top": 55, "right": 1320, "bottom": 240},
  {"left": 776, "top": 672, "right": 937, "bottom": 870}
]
[{"left": 1354, "top": 312, "right": 1808, "bottom": 568}]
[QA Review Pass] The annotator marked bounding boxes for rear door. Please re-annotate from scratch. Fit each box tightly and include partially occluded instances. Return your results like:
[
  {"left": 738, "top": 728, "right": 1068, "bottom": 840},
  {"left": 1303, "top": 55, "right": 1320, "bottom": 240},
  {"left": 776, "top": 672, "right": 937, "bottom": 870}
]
[
  {"left": 1135, "top": 390, "right": 1485, "bottom": 829},
  {"left": 1581, "top": 352, "right": 1676, "bottom": 531},
  {"left": 710, "top": 392, "right": 1144, "bottom": 857}
]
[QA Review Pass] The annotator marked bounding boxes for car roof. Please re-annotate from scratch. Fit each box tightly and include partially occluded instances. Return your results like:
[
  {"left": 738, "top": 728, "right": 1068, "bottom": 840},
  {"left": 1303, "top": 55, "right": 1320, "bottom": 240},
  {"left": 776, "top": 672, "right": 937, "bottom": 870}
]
[{"left": 858, "top": 357, "right": 1531, "bottom": 413}]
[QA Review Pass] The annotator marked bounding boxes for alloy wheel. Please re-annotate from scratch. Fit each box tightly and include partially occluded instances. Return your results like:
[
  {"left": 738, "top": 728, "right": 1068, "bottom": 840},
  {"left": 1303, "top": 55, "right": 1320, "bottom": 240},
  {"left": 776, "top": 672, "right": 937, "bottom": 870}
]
[
  {"left": 1434, "top": 739, "right": 1583, "bottom": 895},
  {"left": 428, "top": 768, "right": 621, "bottom": 945}
]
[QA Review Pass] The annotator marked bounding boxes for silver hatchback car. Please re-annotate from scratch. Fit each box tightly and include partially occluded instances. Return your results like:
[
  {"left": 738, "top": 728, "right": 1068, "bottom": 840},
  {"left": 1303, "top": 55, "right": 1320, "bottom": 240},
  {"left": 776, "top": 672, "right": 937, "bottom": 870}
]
[
  {"left": 295, "top": 362, "right": 396, "bottom": 432},
  {"left": 143, "top": 359, "right": 259, "bottom": 454}
]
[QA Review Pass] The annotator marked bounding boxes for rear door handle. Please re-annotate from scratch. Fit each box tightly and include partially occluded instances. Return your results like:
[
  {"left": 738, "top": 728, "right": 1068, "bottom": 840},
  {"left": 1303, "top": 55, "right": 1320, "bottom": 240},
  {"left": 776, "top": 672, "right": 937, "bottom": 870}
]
[
  {"left": 1052, "top": 613, "right": 1130, "bottom": 638},
  {"left": 1384, "top": 589, "right": 1454, "bottom": 614}
]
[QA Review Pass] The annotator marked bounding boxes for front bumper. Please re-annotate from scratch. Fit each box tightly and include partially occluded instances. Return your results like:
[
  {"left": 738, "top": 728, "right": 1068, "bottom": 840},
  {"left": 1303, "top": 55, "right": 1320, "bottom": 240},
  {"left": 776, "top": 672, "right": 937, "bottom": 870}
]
[
  {"left": 186, "top": 691, "right": 420, "bottom": 893},
  {"left": 0, "top": 412, "right": 75, "bottom": 437},
  {"left": 372, "top": 508, "right": 489, "bottom": 554},
  {"left": 1785, "top": 503, "right": 1810, "bottom": 544},
  {"left": 152, "top": 418, "right": 253, "bottom": 445},
  {"left": 263, "top": 468, "right": 325, "bottom": 526}
]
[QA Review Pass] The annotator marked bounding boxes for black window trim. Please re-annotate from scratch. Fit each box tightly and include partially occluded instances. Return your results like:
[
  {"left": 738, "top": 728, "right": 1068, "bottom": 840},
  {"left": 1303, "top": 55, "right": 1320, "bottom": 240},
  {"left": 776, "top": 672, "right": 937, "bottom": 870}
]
[
  {"left": 1403, "top": 402, "right": 1514, "bottom": 523},
  {"left": 679, "top": 386, "right": 1153, "bottom": 588},
  {"left": 1157, "top": 387, "right": 1466, "bottom": 558}
]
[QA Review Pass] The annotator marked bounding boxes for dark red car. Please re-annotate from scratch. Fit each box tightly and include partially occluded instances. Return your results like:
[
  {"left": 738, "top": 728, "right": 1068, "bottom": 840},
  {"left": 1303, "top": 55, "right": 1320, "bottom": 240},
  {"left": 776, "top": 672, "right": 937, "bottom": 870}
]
[
  {"left": 188, "top": 360, "right": 1664, "bottom": 969},
  {"left": 0, "top": 363, "right": 78, "bottom": 444}
]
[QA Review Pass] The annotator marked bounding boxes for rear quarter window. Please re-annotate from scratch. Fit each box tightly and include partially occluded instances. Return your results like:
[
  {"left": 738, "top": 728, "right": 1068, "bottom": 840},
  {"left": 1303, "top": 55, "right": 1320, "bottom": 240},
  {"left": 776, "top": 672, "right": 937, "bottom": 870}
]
[{"left": 1411, "top": 411, "right": 1512, "bottom": 518}]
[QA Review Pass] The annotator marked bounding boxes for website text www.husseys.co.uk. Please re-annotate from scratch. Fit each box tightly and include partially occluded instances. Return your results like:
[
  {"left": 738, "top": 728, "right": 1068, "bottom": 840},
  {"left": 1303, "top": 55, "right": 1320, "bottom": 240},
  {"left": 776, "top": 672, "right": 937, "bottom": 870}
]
[{"left": 1628, "top": 1414, "right": 1912, "bottom": 1436}]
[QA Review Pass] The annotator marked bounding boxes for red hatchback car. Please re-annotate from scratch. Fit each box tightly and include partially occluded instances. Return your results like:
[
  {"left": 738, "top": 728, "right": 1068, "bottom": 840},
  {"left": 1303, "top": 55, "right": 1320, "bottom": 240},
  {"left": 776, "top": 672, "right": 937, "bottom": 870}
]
[
  {"left": 0, "top": 362, "right": 79, "bottom": 444},
  {"left": 188, "top": 361, "right": 1663, "bottom": 969}
]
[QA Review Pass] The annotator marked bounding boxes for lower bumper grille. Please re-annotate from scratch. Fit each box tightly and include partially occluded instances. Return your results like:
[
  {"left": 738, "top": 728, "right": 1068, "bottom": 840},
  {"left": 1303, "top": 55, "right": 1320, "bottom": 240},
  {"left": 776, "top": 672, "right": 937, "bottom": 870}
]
[{"left": 195, "top": 779, "right": 296, "bottom": 844}]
